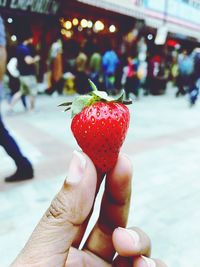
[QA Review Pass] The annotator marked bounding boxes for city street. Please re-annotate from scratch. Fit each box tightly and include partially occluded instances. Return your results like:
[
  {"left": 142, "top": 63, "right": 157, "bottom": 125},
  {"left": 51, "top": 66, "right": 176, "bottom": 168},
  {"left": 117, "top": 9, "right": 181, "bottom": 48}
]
[{"left": 0, "top": 87, "right": 200, "bottom": 267}]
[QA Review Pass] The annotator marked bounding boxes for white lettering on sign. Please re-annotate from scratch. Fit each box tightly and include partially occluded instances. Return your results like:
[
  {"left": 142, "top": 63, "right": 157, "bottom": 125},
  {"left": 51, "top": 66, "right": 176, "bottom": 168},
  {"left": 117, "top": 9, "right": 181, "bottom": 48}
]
[
  {"left": 51, "top": 0, "right": 60, "bottom": 13},
  {"left": 31, "top": 0, "right": 51, "bottom": 13},
  {"left": 9, "top": 0, "right": 60, "bottom": 14},
  {"left": 0, "top": 0, "right": 7, "bottom": 7},
  {"left": 18, "top": 0, "right": 28, "bottom": 10},
  {"left": 10, "top": 0, "right": 18, "bottom": 9}
]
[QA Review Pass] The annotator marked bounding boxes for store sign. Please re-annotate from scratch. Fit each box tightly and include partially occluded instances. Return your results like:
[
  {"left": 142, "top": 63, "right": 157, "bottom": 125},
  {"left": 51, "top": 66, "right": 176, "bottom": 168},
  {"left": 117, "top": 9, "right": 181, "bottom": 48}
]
[
  {"left": 0, "top": 0, "right": 60, "bottom": 15},
  {"left": 142, "top": 0, "right": 200, "bottom": 26}
]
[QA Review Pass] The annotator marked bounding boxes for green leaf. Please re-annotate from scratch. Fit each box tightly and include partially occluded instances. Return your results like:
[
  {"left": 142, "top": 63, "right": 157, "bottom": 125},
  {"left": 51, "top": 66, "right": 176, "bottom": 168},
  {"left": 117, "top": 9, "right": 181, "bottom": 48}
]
[
  {"left": 58, "top": 102, "right": 72, "bottom": 107},
  {"left": 71, "top": 95, "right": 93, "bottom": 118},
  {"left": 115, "top": 90, "right": 132, "bottom": 104},
  {"left": 92, "top": 90, "right": 114, "bottom": 102},
  {"left": 115, "top": 90, "right": 125, "bottom": 102},
  {"left": 64, "top": 107, "right": 71, "bottom": 112},
  {"left": 88, "top": 79, "right": 98, "bottom": 91}
]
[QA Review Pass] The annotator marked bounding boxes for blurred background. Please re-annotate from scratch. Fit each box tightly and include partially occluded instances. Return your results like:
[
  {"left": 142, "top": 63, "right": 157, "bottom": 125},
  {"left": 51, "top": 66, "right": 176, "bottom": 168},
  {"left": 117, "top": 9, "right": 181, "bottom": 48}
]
[{"left": 0, "top": 0, "right": 200, "bottom": 266}]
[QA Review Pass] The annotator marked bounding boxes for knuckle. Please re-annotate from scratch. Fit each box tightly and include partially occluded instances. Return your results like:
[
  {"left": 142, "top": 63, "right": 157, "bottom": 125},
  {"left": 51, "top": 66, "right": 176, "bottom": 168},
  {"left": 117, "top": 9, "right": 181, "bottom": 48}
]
[
  {"left": 46, "top": 194, "right": 69, "bottom": 221},
  {"left": 45, "top": 192, "right": 82, "bottom": 225}
]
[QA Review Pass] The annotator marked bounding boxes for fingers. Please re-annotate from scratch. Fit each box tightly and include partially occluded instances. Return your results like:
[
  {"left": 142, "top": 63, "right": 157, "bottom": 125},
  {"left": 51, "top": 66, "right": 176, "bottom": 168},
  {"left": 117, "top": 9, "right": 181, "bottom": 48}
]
[
  {"left": 112, "top": 227, "right": 168, "bottom": 267},
  {"left": 112, "top": 227, "right": 151, "bottom": 257},
  {"left": 83, "top": 153, "right": 133, "bottom": 262},
  {"left": 72, "top": 171, "right": 105, "bottom": 248},
  {"left": 12, "top": 151, "right": 97, "bottom": 267},
  {"left": 112, "top": 256, "right": 168, "bottom": 267},
  {"left": 133, "top": 256, "right": 168, "bottom": 267}
]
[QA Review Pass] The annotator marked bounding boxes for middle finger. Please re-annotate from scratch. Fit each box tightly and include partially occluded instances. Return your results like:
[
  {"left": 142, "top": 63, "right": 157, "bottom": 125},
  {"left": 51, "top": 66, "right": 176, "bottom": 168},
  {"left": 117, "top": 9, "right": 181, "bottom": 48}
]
[{"left": 83, "top": 154, "right": 133, "bottom": 262}]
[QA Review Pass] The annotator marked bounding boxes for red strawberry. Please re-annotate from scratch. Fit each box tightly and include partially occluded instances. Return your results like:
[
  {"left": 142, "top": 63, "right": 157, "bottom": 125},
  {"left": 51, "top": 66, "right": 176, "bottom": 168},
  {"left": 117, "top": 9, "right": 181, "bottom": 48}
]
[{"left": 60, "top": 80, "right": 131, "bottom": 173}]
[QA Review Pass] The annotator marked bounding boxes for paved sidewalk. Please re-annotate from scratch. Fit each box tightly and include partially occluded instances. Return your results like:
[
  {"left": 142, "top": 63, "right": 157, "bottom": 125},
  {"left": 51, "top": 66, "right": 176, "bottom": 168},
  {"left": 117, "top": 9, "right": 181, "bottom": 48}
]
[{"left": 0, "top": 89, "right": 200, "bottom": 267}]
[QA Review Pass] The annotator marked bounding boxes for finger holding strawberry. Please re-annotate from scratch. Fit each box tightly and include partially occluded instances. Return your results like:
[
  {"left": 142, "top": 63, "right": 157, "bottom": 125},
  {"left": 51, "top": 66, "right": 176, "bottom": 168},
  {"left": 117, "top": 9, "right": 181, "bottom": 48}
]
[{"left": 60, "top": 80, "right": 132, "bottom": 174}]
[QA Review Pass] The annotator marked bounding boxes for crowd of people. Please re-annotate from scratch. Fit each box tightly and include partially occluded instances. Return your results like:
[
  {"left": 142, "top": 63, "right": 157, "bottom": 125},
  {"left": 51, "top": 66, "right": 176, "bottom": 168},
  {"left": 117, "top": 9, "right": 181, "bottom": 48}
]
[
  {"left": 1, "top": 15, "right": 200, "bottom": 184},
  {"left": 47, "top": 34, "right": 200, "bottom": 107},
  {"left": 2, "top": 24, "right": 200, "bottom": 115}
]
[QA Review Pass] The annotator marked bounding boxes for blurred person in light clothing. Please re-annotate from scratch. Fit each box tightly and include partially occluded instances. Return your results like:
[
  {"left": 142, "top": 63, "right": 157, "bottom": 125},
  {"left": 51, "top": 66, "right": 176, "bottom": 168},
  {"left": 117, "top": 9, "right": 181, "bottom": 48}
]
[
  {"left": 46, "top": 38, "right": 63, "bottom": 95},
  {"left": 89, "top": 45, "right": 102, "bottom": 89},
  {"left": 176, "top": 49, "right": 193, "bottom": 97}
]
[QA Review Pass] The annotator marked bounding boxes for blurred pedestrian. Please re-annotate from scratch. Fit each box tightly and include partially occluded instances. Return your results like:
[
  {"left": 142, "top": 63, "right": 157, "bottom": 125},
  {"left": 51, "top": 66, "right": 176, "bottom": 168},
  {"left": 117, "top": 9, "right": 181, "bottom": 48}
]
[
  {"left": 46, "top": 37, "right": 63, "bottom": 95},
  {"left": 89, "top": 46, "right": 102, "bottom": 89},
  {"left": 145, "top": 50, "right": 168, "bottom": 95},
  {"left": 121, "top": 49, "right": 140, "bottom": 100},
  {"left": 75, "top": 51, "right": 90, "bottom": 94},
  {"left": 170, "top": 53, "right": 179, "bottom": 87},
  {"left": 176, "top": 49, "right": 193, "bottom": 97},
  {"left": 7, "top": 56, "right": 27, "bottom": 110},
  {"left": 8, "top": 30, "right": 40, "bottom": 112},
  {"left": 102, "top": 40, "right": 119, "bottom": 94},
  {"left": 0, "top": 16, "right": 33, "bottom": 182},
  {"left": 189, "top": 48, "right": 200, "bottom": 106}
]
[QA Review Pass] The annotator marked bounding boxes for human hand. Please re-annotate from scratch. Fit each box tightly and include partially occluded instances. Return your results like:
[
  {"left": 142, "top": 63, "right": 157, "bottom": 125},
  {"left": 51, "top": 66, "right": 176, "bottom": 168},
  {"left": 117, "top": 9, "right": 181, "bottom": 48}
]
[{"left": 12, "top": 151, "right": 167, "bottom": 267}]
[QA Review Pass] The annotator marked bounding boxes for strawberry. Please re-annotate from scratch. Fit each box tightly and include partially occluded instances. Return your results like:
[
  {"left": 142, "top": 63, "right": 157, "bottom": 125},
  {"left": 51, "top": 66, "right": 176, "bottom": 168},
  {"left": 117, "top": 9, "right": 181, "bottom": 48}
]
[{"left": 60, "top": 80, "right": 131, "bottom": 173}]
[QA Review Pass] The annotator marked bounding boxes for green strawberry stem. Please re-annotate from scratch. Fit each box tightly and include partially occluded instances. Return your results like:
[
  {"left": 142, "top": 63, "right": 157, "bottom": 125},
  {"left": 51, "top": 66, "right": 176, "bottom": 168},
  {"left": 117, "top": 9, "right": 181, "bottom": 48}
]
[{"left": 59, "top": 79, "right": 132, "bottom": 117}]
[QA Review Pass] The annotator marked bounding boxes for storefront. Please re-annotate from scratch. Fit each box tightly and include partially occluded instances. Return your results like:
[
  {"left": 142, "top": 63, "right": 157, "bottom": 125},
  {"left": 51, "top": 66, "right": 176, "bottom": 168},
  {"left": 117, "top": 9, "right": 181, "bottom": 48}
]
[
  {"left": 0, "top": 0, "right": 62, "bottom": 79},
  {"left": 60, "top": 0, "right": 143, "bottom": 48},
  {"left": 75, "top": 0, "right": 200, "bottom": 42}
]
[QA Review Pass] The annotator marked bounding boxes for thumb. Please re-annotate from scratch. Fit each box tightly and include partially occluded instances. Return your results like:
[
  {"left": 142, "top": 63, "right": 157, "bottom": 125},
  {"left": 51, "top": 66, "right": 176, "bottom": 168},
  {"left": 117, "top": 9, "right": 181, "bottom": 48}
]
[{"left": 12, "top": 151, "right": 97, "bottom": 267}]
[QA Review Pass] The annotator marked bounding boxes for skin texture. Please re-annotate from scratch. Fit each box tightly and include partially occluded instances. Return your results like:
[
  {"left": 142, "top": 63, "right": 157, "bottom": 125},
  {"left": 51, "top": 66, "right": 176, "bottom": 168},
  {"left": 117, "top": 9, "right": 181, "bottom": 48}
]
[{"left": 12, "top": 152, "right": 168, "bottom": 267}]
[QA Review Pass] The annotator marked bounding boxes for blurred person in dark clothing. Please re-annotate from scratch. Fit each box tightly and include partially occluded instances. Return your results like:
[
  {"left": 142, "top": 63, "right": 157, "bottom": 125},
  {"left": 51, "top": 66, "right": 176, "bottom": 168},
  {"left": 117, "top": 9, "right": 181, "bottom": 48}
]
[
  {"left": 176, "top": 49, "right": 193, "bottom": 97},
  {"left": 189, "top": 48, "right": 200, "bottom": 106},
  {"left": 75, "top": 51, "right": 90, "bottom": 94},
  {"left": 121, "top": 50, "right": 140, "bottom": 100},
  {"left": 145, "top": 51, "right": 168, "bottom": 95},
  {"left": 63, "top": 39, "right": 79, "bottom": 73},
  {"left": 8, "top": 30, "right": 40, "bottom": 112},
  {"left": 7, "top": 56, "right": 27, "bottom": 110},
  {"left": 0, "top": 16, "right": 33, "bottom": 182}
]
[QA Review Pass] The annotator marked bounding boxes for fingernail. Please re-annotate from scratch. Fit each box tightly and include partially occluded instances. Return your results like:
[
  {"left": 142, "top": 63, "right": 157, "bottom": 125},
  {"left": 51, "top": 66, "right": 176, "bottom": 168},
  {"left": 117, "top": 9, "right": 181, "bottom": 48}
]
[
  {"left": 66, "top": 150, "right": 86, "bottom": 185},
  {"left": 141, "top": 256, "right": 156, "bottom": 267},
  {"left": 117, "top": 227, "right": 140, "bottom": 248}
]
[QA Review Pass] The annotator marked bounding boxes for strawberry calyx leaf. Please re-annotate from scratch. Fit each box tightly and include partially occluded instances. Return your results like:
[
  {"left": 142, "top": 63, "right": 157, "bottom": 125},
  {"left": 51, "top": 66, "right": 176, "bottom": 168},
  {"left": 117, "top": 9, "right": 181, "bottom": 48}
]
[
  {"left": 71, "top": 95, "right": 93, "bottom": 118},
  {"left": 59, "top": 79, "right": 132, "bottom": 117}
]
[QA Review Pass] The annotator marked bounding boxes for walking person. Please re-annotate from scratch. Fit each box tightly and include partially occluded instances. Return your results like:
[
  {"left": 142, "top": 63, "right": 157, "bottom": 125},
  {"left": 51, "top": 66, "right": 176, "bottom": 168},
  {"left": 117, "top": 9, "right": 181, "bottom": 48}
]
[
  {"left": 75, "top": 50, "right": 90, "bottom": 94},
  {"left": 102, "top": 40, "right": 119, "bottom": 94},
  {"left": 89, "top": 46, "right": 102, "bottom": 89},
  {"left": 46, "top": 37, "right": 63, "bottom": 95},
  {"left": 176, "top": 49, "right": 193, "bottom": 97},
  {"left": 189, "top": 48, "right": 200, "bottom": 106},
  {"left": 121, "top": 50, "right": 140, "bottom": 100},
  {"left": 7, "top": 56, "right": 27, "bottom": 110},
  {"left": 8, "top": 30, "right": 40, "bottom": 112},
  {"left": 0, "top": 16, "right": 33, "bottom": 182}
]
